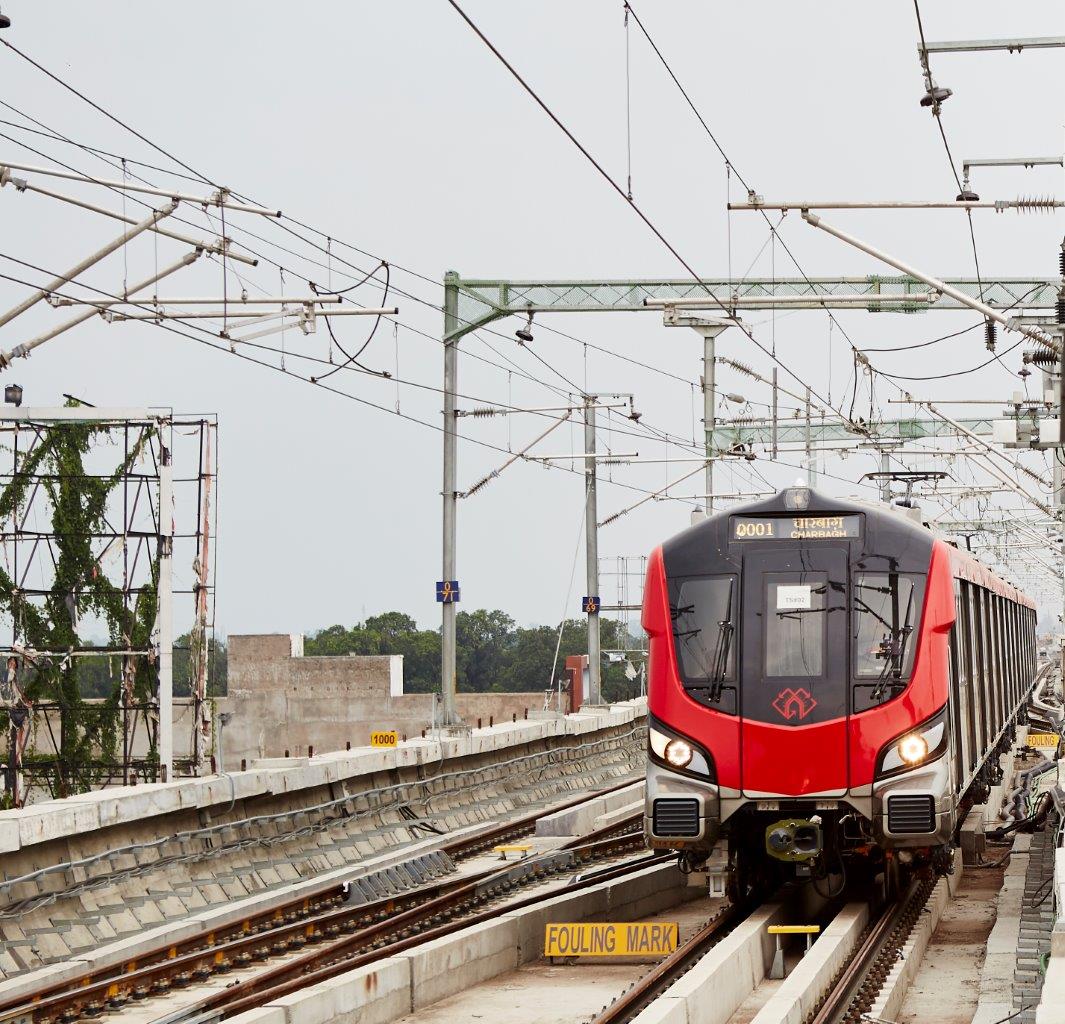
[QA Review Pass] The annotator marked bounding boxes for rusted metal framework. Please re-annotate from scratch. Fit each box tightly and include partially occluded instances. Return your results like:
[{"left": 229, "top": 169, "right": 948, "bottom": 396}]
[{"left": 0, "top": 407, "right": 217, "bottom": 803}]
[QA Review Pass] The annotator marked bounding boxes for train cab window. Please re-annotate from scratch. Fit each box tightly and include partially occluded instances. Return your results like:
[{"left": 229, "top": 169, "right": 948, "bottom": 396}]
[
  {"left": 668, "top": 575, "right": 737, "bottom": 685},
  {"left": 764, "top": 573, "right": 826, "bottom": 677},
  {"left": 852, "top": 573, "right": 922, "bottom": 680}
]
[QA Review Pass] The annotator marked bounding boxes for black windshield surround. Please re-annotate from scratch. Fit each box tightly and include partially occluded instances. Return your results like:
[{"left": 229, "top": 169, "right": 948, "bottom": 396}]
[{"left": 661, "top": 490, "right": 935, "bottom": 720}]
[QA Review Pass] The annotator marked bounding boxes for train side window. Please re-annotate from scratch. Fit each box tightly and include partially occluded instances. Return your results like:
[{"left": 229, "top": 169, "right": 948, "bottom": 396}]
[
  {"left": 668, "top": 575, "right": 738, "bottom": 685},
  {"left": 1008, "top": 603, "right": 1018, "bottom": 710},
  {"left": 982, "top": 589, "right": 993, "bottom": 738},
  {"left": 989, "top": 595, "right": 1001, "bottom": 734},
  {"left": 960, "top": 581, "right": 978, "bottom": 771},
  {"left": 1029, "top": 608, "right": 1036, "bottom": 683},
  {"left": 1006, "top": 603, "right": 1014, "bottom": 711},
  {"left": 995, "top": 597, "right": 1007, "bottom": 728},
  {"left": 764, "top": 573, "right": 826, "bottom": 678},
  {"left": 983, "top": 592, "right": 996, "bottom": 737},
  {"left": 999, "top": 599, "right": 1009, "bottom": 723},
  {"left": 952, "top": 581, "right": 972, "bottom": 781},
  {"left": 947, "top": 614, "right": 964, "bottom": 789},
  {"left": 969, "top": 585, "right": 987, "bottom": 757},
  {"left": 852, "top": 573, "right": 923, "bottom": 680}
]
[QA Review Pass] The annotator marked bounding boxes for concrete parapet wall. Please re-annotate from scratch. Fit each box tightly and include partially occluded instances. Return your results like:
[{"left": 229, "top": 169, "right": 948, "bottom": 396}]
[
  {"left": 0, "top": 699, "right": 645, "bottom": 980},
  {"left": 1037, "top": 846, "right": 1065, "bottom": 1023},
  {"left": 973, "top": 837, "right": 1030, "bottom": 1024},
  {"left": 0, "top": 700, "right": 645, "bottom": 860}
]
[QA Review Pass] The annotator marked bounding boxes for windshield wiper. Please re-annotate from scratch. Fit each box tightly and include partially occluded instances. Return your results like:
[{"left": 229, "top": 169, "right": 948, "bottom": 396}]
[
  {"left": 870, "top": 622, "right": 914, "bottom": 701},
  {"left": 706, "top": 580, "right": 735, "bottom": 704},
  {"left": 869, "top": 575, "right": 915, "bottom": 703}
]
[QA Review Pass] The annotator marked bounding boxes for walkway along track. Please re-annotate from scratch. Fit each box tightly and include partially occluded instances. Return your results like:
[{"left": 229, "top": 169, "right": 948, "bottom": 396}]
[{"left": 0, "top": 788, "right": 647, "bottom": 1024}]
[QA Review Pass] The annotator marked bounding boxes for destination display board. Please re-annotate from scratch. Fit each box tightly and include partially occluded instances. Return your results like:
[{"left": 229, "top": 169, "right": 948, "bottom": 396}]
[{"left": 731, "top": 514, "right": 862, "bottom": 542}]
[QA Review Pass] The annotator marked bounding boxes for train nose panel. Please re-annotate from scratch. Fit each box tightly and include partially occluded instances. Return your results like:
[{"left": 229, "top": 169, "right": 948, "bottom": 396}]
[
  {"left": 740, "top": 718, "right": 849, "bottom": 795},
  {"left": 739, "top": 546, "right": 849, "bottom": 796}
]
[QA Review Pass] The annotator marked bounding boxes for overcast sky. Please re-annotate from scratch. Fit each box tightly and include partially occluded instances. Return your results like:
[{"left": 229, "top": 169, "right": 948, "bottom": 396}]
[{"left": 0, "top": 1, "right": 1061, "bottom": 638}]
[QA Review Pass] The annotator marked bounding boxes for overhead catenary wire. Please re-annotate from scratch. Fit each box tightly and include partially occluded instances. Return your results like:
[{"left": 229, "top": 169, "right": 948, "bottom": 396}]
[
  {"left": 909, "top": 0, "right": 1027, "bottom": 387},
  {"left": 442, "top": 0, "right": 857, "bottom": 437},
  {"left": 0, "top": 31, "right": 1053, "bottom": 570},
  {"left": 0, "top": 62, "right": 957, "bottom": 463},
  {"left": 0, "top": 256, "right": 723, "bottom": 514},
  {"left": 0, "top": 44, "right": 1025, "bottom": 416},
  {"left": 622, "top": 0, "right": 1040, "bottom": 419}
]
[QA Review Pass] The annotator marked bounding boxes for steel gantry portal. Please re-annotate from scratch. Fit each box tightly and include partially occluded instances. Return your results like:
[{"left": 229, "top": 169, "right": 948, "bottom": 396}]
[{"left": 436, "top": 272, "right": 1058, "bottom": 724}]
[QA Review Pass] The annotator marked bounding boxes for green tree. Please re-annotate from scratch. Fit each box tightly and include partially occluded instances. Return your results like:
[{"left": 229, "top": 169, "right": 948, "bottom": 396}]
[
  {"left": 304, "top": 609, "right": 645, "bottom": 703},
  {"left": 456, "top": 609, "right": 515, "bottom": 693},
  {"left": 304, "top": 618, "right": 441, "bottom": 692}
]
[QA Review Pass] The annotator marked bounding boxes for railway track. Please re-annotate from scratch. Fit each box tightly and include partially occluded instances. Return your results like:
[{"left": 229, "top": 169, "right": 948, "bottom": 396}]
[
  {"left": 590, "top": 899, "right": 749, "bottom": 1023},
  {"left": 1, "top": 786, "right": 650, "bottom": 1024},
  {"left": 184, "top": 829, "right": 659, "bottom": 1024},
  {"left": 590, "top": 872, "right": 939, "bottom": 1024},
  {"left": 809, "top": 875, "right": 936, "bottom": 1024}
]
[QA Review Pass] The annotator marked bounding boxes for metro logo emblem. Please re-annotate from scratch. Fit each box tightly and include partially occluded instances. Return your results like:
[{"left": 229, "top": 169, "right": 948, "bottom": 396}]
[{"left": 772, "top": 687, "right": 817, "bottom": 721}]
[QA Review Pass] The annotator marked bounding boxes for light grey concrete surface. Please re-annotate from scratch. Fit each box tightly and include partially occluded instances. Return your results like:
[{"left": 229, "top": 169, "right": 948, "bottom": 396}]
[
  {"left": 404, "top": 918, "right": 519, "bottom": 1010},
  {"left": 535, "top": 780, "right": 643, "bottom": 837},
  {"left": 226, "top": 958, "right": 411, "bottom": 1024},
  {"left": 1038, "top": 843, "right": 1065, "bottom": 1024},
  {"left": 0, "top": 699, "right": 645, "bottom": 856},
  {"left": 208, "top": 855, "right": 695, "bottom": 1024},
  {"left": 593, "top": 799, "right": 645, "bottom": 832},
  {"left": 630, "top": 901, "right": 785, "bottom": 1024},
  {"left": 960, "top": 805, "right": 987, "bottom": 866},
  {"left": 866, "top": 853, "right": 962, "bottom": 1023},
  {"left": 749, "top": 903, "right": 869, "bottom": 1024},
  {"left": 972, "top": 840, "right": 1029, "bottom": 1024}
]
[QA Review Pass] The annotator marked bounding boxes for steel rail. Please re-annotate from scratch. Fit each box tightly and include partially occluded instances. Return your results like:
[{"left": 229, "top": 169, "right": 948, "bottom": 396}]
[
  {"left": 165, "top": 818, "right": 654, "bottom": 1024},
  {"left": 809, "top": 876, "right": 934, "bottom": 1024},
  {"left": 590, "top": 900, "right": 747, "bottom": 1023},
  {"left": 0, "top": 781, "right": 642, "bottom": 1023}
]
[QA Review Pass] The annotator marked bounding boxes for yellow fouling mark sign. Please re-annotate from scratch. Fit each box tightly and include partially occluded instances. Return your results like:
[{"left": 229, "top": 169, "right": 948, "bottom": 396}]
[
  {"left": 1027, "top": 733, "right": 1059, "bottom": 748},
  {"left": 370, "top": 730, "right": 399, "bottom": 748},
  {"left": 544, "top": 921, "right": 678, "bottom": 958}
]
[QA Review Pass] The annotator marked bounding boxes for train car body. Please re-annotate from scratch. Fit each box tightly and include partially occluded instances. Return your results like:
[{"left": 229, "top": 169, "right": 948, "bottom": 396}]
[{"left": 643, "top": 485, "right": 1037, "bottom": 891}]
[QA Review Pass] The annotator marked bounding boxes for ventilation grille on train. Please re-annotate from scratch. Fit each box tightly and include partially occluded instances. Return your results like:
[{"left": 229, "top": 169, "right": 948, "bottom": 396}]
[
  {"left": 652, "top": 798, "right": 700, "bottom": 837},
  {"left": 887, "top": 794, "right": 935, "bottom": 834}
]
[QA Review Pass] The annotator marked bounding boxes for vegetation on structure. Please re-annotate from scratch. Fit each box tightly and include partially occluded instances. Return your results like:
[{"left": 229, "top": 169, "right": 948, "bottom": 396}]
[
  {"left": 304, "top": 609, "right": 644, "bottom": 702},
  {"left": 0, "top": 403, "right": 158, "bottom": 796}
]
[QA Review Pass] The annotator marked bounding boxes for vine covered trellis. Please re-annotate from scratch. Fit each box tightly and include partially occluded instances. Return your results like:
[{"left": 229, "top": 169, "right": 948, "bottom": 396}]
[{"left": 0, "top": 403, "right": 217, "bottom": 804}]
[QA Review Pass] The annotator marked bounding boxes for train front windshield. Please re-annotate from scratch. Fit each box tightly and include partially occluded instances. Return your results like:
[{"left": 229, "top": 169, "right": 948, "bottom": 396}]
[{"left": 665, "top": 518, "right": 927, "bottom": 720}]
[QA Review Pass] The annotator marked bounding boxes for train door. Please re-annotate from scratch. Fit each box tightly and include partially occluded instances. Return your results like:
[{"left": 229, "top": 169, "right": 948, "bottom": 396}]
[{"left": 738, "top": 546, "right": 849, "bottom": 796}]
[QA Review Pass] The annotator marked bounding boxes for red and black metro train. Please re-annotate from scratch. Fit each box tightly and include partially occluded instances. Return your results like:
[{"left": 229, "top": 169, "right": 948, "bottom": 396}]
[{"left": 642, "top": 485, "right": 1038, "bottom": 893}]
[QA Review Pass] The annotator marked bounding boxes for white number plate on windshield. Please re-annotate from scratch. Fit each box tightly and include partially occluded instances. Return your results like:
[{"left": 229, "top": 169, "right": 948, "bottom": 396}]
[{"left": 776, "top": 585, "right": 811, "bottom": 611}]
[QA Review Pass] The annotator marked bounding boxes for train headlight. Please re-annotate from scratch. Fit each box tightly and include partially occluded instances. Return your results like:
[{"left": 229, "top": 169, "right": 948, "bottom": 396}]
[
  {"left": 876, "top": 712, "right": 946, "bottom": 778},
  {"left": 664, "top": 739, "right": 693, "bottom": 769},
  {"left": 648, "top": 720, "right": 714, "bottom": 780},
  {"left": 896, "top": 732, "right": 929, "bottom": 765}
]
